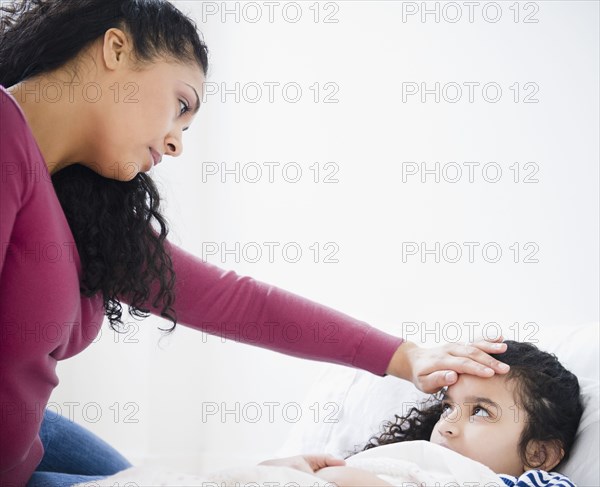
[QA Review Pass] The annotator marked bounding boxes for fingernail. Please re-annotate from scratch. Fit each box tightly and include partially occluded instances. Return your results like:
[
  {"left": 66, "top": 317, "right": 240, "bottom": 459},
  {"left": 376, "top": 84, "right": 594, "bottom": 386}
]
[
  {"left": 492, "top": 343, "right": 503, "bottom": 349},
  {"left": 484, "top": 367, "right": 494, "bottom": 374},
  {"left": 499, "top": 363, "right": 510, "bottom": 371}
]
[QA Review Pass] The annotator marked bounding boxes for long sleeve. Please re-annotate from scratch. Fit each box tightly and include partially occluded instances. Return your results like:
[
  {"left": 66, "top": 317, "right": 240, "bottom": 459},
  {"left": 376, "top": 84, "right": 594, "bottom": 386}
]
[
  {"left": 0, "top": 88, "right": 46, "bottom": 487},
  {"left": 0, "top": 95, "right": 32, "bottom": 274},
  {"left": 128, "top": 238, "right": 405, "bottom": 376}
]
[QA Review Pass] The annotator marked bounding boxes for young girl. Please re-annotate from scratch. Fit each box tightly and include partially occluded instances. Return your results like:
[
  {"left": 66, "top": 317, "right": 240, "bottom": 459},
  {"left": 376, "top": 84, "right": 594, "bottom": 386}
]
[
  {"left": 63, "top": 340, "right": 584, "bottom": 486},
  {"left": 311, "top": 340, "right": 583, "bottom": 486}
]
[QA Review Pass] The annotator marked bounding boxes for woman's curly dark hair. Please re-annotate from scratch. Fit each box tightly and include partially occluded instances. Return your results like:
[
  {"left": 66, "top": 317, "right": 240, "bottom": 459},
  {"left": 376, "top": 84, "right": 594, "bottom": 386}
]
[
  {"left": 351, "top": 341, "right": 584, "bottom": 472},
  {"left": 0, "top": 0, "right": 209, "bottom": 332}
]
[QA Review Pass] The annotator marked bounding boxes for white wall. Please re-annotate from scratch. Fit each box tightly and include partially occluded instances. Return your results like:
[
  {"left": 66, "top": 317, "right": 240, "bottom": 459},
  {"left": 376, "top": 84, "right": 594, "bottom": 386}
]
[{"left": 51, "top": 0, "right": 599, "bottom": 474}]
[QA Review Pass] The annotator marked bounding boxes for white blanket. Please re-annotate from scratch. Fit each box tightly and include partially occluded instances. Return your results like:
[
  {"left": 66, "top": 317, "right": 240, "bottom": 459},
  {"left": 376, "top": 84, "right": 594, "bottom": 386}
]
[
  {"left": 345, "top": 441, "right": 503, "bottom": 486},
  {"left": 74, "top": 441, "right": 503, "bottom": 486}
]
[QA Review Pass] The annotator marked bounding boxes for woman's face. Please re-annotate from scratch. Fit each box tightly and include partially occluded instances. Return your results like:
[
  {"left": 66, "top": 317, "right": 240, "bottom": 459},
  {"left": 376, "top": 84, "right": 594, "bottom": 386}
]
[
  {"left": 86, "top": 63, "right": 204, "bottom": 181},
  {"left": 81, "top": 29, "right": 205, "bottom": 181},
  {"left": 429, "top": 374, "right": 527, "bottom": 476}
]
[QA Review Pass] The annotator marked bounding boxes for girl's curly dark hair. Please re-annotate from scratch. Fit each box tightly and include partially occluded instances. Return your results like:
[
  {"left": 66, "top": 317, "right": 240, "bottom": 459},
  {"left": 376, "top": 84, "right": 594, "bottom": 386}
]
[
  {"left": 0, "top": 0, "right": 209, "bottom": 332},
  {"left": 351, "top": 340, "right": 584, "bottom": 471}
]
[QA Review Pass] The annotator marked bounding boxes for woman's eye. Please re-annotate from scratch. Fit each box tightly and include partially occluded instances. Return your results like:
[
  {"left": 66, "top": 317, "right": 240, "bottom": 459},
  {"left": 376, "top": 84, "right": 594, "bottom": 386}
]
[
  {"left": 179, "top": 99, "right": 190, "bottom": 116},
  {"left": 441, "top": 403, "right": 452, "bottom": 415}
]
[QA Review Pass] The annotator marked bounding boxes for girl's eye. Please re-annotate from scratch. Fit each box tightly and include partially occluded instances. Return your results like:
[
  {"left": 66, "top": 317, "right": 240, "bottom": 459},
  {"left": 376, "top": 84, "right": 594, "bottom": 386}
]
[
  {"left": 179, "top": 99, "right": 190, "bottom": 116},
  {"left": 441, "top": 403, "right": 453, "bottom": 416},
  {"left": 473, "top": 406, "right": 490, "bottom": 417}
]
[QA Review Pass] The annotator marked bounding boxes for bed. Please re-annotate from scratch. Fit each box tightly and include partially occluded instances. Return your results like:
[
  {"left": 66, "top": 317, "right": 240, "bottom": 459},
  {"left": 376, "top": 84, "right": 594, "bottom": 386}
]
[
  {"left": 76, "top": 322, "right": 599, "bottom": 486},
  {"left": 277, "top": 321, "right": 600, "bottom": 486}
]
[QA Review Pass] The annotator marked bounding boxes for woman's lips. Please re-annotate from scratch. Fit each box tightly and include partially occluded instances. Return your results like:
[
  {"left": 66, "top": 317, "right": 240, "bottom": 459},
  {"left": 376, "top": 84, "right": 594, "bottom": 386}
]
[{"left": 149, "top": 148, "right": 162, "bottom": 166}]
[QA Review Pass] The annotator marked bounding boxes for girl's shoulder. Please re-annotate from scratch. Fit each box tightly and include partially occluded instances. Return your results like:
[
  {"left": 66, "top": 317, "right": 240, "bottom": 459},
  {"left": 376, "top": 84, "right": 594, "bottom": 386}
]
[{"left": 499, "top": 469, "right": 575, "bottom": 487}]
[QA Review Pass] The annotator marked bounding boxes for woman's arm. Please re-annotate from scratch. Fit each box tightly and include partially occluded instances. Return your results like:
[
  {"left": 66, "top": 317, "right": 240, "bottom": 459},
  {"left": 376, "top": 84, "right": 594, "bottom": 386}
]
[
  {"left": 119, "top": 238, "right": 404, "bottom": 376},
  {"left": 118, "top": 238, "right": 510, "bottom": 390},
  {"left": 315, "top": 466, "right": 394, "bottom": 486}
]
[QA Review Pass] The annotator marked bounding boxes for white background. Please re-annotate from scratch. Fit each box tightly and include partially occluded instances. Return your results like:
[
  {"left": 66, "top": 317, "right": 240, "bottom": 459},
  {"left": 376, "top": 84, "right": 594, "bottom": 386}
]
[{"left": 50, "top": 0, "right": 599, "bottom": 474}]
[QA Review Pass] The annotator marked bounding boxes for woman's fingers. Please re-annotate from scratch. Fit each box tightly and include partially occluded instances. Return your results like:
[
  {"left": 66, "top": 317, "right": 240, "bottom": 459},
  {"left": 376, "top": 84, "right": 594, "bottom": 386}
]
[
  {"left": 472, "top": 334, "right": 507, "bottom": 352},
  {"left": 448, "top": 337, "right": 510, "bottom": 376},
  {"left": 430, "top": 344, "right": 508, "bottom": 381},
  {"left": 413, "top": 368, "right": 461, "bottom": 393},
  {"left": 409, "top": 338, "right": 511, "bottom": 393},
  {"left": 489, "top": 334, "right": 504, "bottom": 342},
  {"left": 427, "top": 370, "right": 458, "bottom": 391},
  {"left": 388, "top": 336, "right": 511, "bottom": 394}
]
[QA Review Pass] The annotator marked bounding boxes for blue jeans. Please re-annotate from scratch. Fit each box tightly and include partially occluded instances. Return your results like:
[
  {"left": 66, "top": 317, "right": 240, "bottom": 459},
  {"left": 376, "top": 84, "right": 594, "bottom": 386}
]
[{"left": 26, "top": 409, "right": 133, "bottom": 487}]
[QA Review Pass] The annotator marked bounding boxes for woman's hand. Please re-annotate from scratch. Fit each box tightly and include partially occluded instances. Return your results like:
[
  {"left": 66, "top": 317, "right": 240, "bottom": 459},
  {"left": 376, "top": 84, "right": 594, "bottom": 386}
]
[
  {"left": 386, "top": 335, "right": 510, "bottom": 393},
  {"left": 258, "top": 454, "right": 346, "bottom": 473}
]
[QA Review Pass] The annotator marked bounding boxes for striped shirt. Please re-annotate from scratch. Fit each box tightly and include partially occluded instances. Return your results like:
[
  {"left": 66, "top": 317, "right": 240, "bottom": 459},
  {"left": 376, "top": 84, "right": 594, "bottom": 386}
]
[{"left": 499, "top": 470, "right": 576, "bottom": 487}]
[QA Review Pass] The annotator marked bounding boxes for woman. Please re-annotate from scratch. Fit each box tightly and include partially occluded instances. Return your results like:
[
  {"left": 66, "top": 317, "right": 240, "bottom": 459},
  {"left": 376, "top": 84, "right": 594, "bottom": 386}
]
[{"left": 0, "top": 1, "right": 510, "bottom": 486}]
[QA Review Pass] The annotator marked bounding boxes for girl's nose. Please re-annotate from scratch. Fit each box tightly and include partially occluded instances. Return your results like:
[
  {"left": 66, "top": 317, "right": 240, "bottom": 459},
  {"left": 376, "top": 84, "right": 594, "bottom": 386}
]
[
  {"left": 441, "top": 423, "right": 458, "bottom": 437},
  {"left": 439, "top": 406, "right": 462, "bottom": 436}
]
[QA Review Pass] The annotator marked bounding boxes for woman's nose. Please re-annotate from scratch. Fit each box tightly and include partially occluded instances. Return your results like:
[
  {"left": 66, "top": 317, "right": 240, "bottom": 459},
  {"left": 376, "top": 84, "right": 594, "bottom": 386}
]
[
  {"left": 164, "top": 129, "right": 184, "bottom": 157},
  {"left": 164, "top": 139, "right": 181, "bottom": 157}
]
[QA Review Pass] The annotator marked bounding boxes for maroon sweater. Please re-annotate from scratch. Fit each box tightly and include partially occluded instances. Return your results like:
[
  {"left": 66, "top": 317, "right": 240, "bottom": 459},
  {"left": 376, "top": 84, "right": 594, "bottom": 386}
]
[{"left": 0, "top": 85, "right": 404, "bottom": 486}]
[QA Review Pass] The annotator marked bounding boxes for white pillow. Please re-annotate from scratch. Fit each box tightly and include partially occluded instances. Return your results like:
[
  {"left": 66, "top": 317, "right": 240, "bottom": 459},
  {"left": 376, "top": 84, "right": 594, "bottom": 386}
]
[
  {"left": 278, "top": 322, "right": 599, "bottom": 486},
  {"left": 535, "top": 322, "right": 599, "bottom": 483}
]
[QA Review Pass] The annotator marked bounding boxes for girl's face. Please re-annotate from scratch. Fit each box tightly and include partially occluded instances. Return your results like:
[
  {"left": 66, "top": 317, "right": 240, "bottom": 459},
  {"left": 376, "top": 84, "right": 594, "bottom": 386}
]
[{"left": 429, "top": 374, "right": 526, "bottom": 476}]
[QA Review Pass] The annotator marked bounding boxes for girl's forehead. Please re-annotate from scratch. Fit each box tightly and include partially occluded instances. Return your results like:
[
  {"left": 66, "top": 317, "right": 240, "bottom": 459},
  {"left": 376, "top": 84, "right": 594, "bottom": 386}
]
[{"left": 444, "top": 374, "right": 516, "bottom": 403}]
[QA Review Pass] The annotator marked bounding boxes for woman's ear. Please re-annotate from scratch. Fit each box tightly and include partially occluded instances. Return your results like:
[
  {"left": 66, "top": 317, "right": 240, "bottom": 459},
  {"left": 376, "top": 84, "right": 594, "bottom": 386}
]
[
  {"left": 525, "top": 440, "right": 565, "bottom": 472},
  {"left": 102, "top": 28, "right": 132, "bottom": 69}
]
